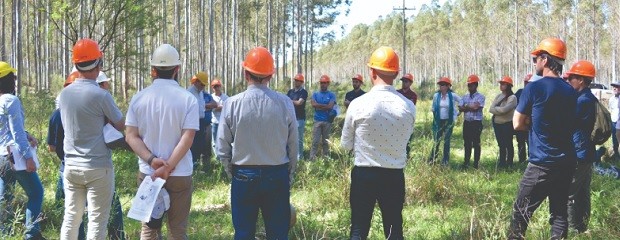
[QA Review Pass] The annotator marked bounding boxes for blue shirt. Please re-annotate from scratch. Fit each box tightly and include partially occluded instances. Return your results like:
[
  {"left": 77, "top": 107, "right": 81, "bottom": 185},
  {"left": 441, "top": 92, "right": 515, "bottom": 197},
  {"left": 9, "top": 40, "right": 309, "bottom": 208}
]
[
  {"left": 0, "top": 94, "right": 32, "bottom": 159},
  {"left": 573, "top": 88, "right": 597, "bottom": 162},
  {"left": 516, "top": 77, "right": 577, "bottom": 165},
  {"left": 312, "top": 91, "right": 336, "bottom": 122},
  {"left": 204, "top": 92, "right": 214, "bottom": 124},
  {"left": 47, "top": 109, "right": 65, "bottom": 169}
]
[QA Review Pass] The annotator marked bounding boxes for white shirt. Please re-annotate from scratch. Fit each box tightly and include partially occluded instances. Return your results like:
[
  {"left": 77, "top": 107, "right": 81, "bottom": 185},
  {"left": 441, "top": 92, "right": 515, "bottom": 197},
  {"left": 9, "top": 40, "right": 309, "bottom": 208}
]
[
  {"left": 610, "top": 95, "right": 619, "bottom": 122},
  {"left": 211, "top": 92, "right": 229, "bottom": 124},
  {"left": 433, "top": 92, "right": 462, "bottom": 120},
  {"left": 126, "top": 79, "right": 200, "bottom": 177},
  {"left": 341, "top": 85, "right": 416, "bottom": 169}
]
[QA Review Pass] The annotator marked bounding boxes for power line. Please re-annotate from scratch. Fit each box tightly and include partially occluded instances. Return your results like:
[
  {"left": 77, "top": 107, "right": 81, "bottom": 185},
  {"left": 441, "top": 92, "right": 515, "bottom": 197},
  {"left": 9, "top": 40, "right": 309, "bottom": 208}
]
[{"left": 393, "top": 0, "right": 415, "bottom": 74}]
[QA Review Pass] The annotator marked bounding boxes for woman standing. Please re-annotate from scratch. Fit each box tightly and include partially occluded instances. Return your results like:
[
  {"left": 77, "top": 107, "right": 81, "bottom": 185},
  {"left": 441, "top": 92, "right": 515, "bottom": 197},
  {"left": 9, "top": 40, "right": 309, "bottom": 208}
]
[
  {"left": 489, "top": 76, "right": 518, "bottom": 168},
  {"left": 429, "top": 77, "right": 462, "bottom": 165},
  {"left": 0, "top": 61, "right": 44, "bottom": 239}
]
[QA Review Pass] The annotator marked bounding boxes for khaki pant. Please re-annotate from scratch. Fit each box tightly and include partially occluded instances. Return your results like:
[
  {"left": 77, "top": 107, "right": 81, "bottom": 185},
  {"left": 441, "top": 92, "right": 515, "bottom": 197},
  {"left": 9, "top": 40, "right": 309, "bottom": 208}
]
[
  {"left": 138, "top": 173, "right": 193, "bottom": 240},
  {"left": 310, "top": 121, "right": 331, "bottom": 159}
]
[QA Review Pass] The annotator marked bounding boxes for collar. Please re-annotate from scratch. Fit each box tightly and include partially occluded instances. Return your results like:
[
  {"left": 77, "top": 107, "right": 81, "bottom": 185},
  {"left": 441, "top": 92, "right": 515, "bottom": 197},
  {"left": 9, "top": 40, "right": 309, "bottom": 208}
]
[
  {"left": 75, "top": 78, "right": 98, "bottom": 86},
  {"left": 370, "top": 85, "right": 396, "bottom": 92},
  {"left": 153, "top": 78, "right": 180, "bottom": 86}
]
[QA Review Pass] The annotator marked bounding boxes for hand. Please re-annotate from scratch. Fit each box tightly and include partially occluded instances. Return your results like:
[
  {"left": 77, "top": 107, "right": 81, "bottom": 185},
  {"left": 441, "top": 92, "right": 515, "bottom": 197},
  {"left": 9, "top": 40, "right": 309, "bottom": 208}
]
[
  {"left": 150, "top": 158, "right": 169, "bottom": 170},
  {"left": 26, "top": 158, "right": 36, "bottom": 172},
  {"left": 152, "top": 165, "right": 172, "bottom": 180},
  {"left": 27, "top": 134, "right": 38, "bottom": 148}
]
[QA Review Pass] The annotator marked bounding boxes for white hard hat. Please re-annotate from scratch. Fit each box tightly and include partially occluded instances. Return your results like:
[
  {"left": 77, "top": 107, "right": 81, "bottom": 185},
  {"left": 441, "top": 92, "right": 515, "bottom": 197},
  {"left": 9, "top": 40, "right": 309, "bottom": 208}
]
[
  {"left": 96, "top": 71, "right": 111, "bottom": 83},
  {"left": 150, "top": 44, "right": 181, "bottom": 67}
]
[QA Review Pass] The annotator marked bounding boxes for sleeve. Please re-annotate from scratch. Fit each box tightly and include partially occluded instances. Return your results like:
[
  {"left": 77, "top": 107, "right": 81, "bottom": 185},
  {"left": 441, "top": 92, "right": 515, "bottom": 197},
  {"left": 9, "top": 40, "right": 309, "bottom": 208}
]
[
  {"left": 100, "top": 92, "right": 123, "bottom": 123},
  {"left": 284, "top": 98, "right": 298, "bottom": 168},
  {"left": 479, "top": 94, "right": 486, "bottom": 108},
  {"left": 301, "top": 90, "right": 308, "bottom": 100},
  {"left": 183, "top": 97, "right": 200, "bottom": 130},
  {"left": 216, "top": 100, "right": 234, "bottom": 165},
  {"left": 47, "top": 111, "right": 58, "bottom": 146},
  {"left": 329, "top": 92, "right": 337, "bottom": 104},
  {"left": 125, "top": 96, "right": 138, "bottom": 127},
  {"left": 516, "top": 84, "right": 533, "bottom": 115},
  {"left": 340, "top": 103, "right": 356, "bottom": 150},
  {"left": 458, "top": 95, "right": 466, "bottom": 107},
  {"left": 493, "top": 95, "right": 518, "bottom": 114},
  {"left": 7, "top": 97, "right": 32, "bottom": 159}
]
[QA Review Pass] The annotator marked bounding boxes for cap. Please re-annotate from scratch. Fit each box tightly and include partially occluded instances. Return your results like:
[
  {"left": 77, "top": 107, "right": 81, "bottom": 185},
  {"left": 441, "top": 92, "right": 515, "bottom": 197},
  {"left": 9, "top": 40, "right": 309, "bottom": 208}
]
[{"left": 96, "top": 71, "right": 111, "bottom": 84}]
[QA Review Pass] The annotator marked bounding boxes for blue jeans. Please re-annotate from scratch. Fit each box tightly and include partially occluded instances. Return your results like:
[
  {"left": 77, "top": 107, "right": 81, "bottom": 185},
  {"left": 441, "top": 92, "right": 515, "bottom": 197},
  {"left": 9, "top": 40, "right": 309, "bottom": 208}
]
[
  {"left": 212, "top": 123, "right": 219, "bottom": 150},
  {"left": 297, "top": 120, "right": 305, "bottom": 159},
  {"left": 231, "top": 164, "right": 290, "bottom": 240},
  {"left": 430, "top": 119, "right": 454, "bottom": 165},
  {"left": 612, "top": 122, "right": 619, "bottom": 156},
  {"left": 0, "top": 156, "right": 44, "bottom": 239}
]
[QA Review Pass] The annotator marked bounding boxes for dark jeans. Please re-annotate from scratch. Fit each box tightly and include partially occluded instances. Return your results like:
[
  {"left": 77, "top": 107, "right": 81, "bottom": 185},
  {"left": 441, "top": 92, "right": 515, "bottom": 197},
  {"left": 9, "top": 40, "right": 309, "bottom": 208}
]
[
  {"left": 191, "top": 118, "right": 211, "bottom": 167},
  {"left": 429, "top": 119, "right": 454, "bottom": 165},
  {"left": 55, "top": 171, "right": 125, "bottom": 240},
  {"left": 405, "top": 133, "right": 413, "bottom": 160},
  {"left": 231, "top": 164, "right": 290, "bottom": 240},
  {"left": 493, "top": 121, "right": 514, "bottom": 167},
  {"left": 612, "top": 122, "right": 619, "bottom": 156},
  {"left": 568, "top": 161, "right": 593, "bottom": 233},
  {"left": 463, "top": 120, "right": 482, "bottom": 168},
  {"left": 509, "top": 162, "right": 576, "bottom": 239},
  {"left": 516, "top": 130, "right": 529, "bottom": 163},
  {"left": 350, "top": 166, "right": 404, "bottom": 240}
]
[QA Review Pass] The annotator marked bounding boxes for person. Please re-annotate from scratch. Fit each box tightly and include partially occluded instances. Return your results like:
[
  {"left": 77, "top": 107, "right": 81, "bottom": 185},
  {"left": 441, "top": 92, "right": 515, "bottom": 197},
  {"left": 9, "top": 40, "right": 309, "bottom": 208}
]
[
  {"left": 0, "top": 61, "right": 44, "bottom": 239},
  {"left": 429, "top": 77, "right": 462, "bottom": 165},
  {"left": 216, "top": 46, "right": 297, "bottom": 239},
  {"left": 203, "top": 85, "right": 217, "bottom": 167},
  {"left": 514, "top": 74, "right": 532, "bottom": 163},
  {"left": 59, "top": 39, "right": 125, "bottom": 240},
  {"left": 187, "top": 72, "right": 216, "bottom": 172},
  {"left": 343, "top": 74, "right": 365, "bottom": 108},
  {"left": 310, "top": 75, "right": 336, "bottom": 160},
  {"left": 459, "top": 74, "right": 485, "bottom": 169},
  {"left": 490, "top": 76, "right": 517, "bottom": 168},
  {"left": 609, "top": 82, "right": 620, "bottom": 160},
  {"left": 397, "top": 73, "right": 418, "bottom": 105},
  {"left": 565, "top": 60, "right": 597, "bottom": 233},
  {"left": 341, "top": 46, "right": 415, "bottom": 240},
  {"left": 210, "top": 79, "right": 228, "bottom": 153},
  {"left": 96, "top": 71, "right": 111, "bottom": 90},
  {"left": 287, "top": 73, "right": 308, "bottom": 160},
  {"left": 125, "top": 43, "right": 199, "bottom": 239},
  {"left": 509, "top": 37, "right": 577, "bottom": 239}
]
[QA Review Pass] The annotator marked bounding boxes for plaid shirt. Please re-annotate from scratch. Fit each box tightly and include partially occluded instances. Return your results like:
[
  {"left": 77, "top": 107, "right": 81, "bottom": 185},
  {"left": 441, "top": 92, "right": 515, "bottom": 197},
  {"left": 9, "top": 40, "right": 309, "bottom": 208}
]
[{"left": 460, "top": 92, "right": 485, "bottom": 121}]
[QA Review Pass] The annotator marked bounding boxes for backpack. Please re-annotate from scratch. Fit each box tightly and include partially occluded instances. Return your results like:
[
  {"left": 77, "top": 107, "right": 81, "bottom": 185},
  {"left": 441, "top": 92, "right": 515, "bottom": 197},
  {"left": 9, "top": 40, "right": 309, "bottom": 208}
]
[{"left": 591, "top": 100, "right": 612, "bottom": 145}]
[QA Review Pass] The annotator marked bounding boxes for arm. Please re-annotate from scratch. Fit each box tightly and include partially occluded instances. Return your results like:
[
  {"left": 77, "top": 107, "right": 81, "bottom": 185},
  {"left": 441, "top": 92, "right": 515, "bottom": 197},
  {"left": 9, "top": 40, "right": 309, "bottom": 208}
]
[
  {"left": 215, "top": 101, "right": 234, "bottom": 177},
  {"left": 492, "top": 96, "right": 517, "bottom": 115},
  {"left": 6, "top": 97, "right": 35, "bottom": 171},
  {"left": 152, "top": 129, "right": 195, "bottom": 179},
  {"left": 102, "top": 93, "right": 125, "bottom": 132},
  {"left": 513, "top": 111, "right": 530, "bottom": 131},
  {"left": 340, "top": 105, "right": 356, "bottom": 151},
  {"left": 205, "top": 99, "right": 218, "bottom": 110},
  {"left": 125, "top": 126, "right": 168, "bottom": 172},
  {"left": 284, "top": 99, "right": 299, "bottom": 184}
]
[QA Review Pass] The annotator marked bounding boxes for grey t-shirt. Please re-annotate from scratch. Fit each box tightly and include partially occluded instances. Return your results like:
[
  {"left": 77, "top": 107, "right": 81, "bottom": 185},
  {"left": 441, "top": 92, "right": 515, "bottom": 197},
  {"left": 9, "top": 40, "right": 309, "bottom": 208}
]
[{"left": 59, "top": 79, "right": 123, "bottom": 169}]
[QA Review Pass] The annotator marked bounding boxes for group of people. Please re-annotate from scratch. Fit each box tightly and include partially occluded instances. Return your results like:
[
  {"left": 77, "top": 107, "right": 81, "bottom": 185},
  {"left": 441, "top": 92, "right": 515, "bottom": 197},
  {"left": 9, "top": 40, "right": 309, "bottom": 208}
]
[{"left": 0, "top": 36, "right": 612, "bottom": 240}]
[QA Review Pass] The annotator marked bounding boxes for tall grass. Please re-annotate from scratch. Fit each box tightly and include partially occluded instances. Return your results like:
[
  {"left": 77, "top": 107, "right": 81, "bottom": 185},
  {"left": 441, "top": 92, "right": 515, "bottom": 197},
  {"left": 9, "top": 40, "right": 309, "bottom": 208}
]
[{"left": 2, "top": 78, "right": 619, "bottom": 239}]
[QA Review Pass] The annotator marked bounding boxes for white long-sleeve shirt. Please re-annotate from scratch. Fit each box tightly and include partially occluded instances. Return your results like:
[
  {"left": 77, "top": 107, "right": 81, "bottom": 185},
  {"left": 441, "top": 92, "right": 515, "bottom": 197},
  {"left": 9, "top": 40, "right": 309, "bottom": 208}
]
[
  {"left": 609, "top": 95, "right": 619, "bottom": 123},
  {"left": 341, "top": 85, "right": 416, "bottom": 169}
]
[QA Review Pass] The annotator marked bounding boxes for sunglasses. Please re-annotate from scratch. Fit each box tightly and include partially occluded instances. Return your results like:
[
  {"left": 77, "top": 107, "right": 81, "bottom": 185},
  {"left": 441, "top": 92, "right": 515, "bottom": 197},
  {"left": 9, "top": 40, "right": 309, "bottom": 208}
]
[{"left": 438, "top": 83, "right": 448, "bottom": 86}]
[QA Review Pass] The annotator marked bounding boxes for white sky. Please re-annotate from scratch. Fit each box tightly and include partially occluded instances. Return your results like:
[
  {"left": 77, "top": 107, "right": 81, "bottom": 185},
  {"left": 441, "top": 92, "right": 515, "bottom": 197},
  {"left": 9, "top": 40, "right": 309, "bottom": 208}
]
[{"left": 328, "top": 0, "right": 447, "bottom": 40}]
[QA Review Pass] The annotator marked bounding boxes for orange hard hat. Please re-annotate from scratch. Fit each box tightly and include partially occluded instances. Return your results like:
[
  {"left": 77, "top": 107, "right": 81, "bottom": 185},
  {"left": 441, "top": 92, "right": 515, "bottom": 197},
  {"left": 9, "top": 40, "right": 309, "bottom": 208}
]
[
  {"left": 498, "top": 76, "right": 513, "bottom": 85},
  {"left": 211, "top": 79, "right": 222, "bottom": 87},
  {"left": 319, "top": 75, "right": 330, "bottom": 83},
  {"left": 437, "top": 77, "right": 451, "bottom": 86},
  {"left": 400, "top": 73, "right": 413, "bottom": 82},
  {"left": 242, "top": 47, "right": 275, "bottom": 76},
  {"left": 367, "top": 46, "right": 399, "bottom": 72},
  {"left": 531, "top": 38, "right": 567, "bottom": 60},
  {"left": 565, "top": 60, "right": 596, "bottom": 79},
  {"left": 64, "top": 71, "right": 80, "bottom": 87},
  {"left": 72, "top": 38, "right": 103, "bottom": 64},
  {"left": 524, "top": 74, "right": 532, "bottom": 82},
  {"left": 190, "top": 72, "right": 209, "bottom": 85},
  {"left": 293, "top": 73, "right": 305, "bottom": 82},
  {"left": 467, "top": 74, "right": 480, "bottom": 84},
  {"left": 352, "top": 74, "right": 363, "bottom": 82}
]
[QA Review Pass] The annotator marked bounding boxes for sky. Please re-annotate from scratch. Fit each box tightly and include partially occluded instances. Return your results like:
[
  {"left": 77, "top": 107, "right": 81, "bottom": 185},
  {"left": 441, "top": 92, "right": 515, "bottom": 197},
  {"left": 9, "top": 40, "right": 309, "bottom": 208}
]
[{"left": 327, "top": 0, "right": 447, "bottom": 40}]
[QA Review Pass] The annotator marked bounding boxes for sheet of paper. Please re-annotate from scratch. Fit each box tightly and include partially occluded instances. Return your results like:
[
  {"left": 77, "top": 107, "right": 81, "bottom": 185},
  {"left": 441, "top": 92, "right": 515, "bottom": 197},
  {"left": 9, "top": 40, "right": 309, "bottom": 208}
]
[
  {"left": 127, "top": 177, "right": 166, "bottom": 222},
  {"left": 9, "top": 145, "right": 40, "bottom": 171},
  {"left": 103, "top": 123, "right": 124, "bottom": 144}
]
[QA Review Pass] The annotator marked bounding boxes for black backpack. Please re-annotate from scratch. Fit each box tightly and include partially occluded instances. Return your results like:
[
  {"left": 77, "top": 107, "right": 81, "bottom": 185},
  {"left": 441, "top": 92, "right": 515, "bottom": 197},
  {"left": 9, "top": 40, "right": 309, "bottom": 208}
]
[{"left": 591, "top": 100, "right": 612, "bottom": 145}]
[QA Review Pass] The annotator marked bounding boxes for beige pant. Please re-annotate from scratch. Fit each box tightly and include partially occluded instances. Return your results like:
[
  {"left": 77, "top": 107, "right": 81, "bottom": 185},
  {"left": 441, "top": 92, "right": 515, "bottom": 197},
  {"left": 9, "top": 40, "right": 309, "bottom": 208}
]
[
  {"left": 310, "top": 121, "right": 331, "bottom": 159},
  {"left": 138, "top": 173, "right": 193, "bottom": 240}
]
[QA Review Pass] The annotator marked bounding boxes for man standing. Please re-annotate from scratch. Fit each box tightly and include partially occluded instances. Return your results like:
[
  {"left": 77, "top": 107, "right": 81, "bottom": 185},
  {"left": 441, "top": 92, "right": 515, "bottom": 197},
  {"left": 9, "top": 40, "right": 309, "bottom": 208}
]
[
  {"left": 210, "top": 79, "right": 228, "bottom": 153},
  {"left": 397, "top": 73, "right": 418, "bottom": 105},
  {"left": 459, "top": 74, "right": 485, "bottom": 169},
  {"left": 287, "top": 73, "right": 308, "bottom": 160},
  {"left": 514, "top": 74, "right": 532, "bottom": 163},
  {"left": 216, "top": 47, "right": 297, "bottom": 239},
  {"left": 344, "top": 74, "right": 365, "bottom": 108},
  {"left": 565, "top": 60, "right": 597, "bottom": 233},
  {"left": 125, "top": 44, "right": 199, "bottom": 239},
  {"left": 59, "top": 38, "right": 125, "bottom": 240},
  {"left": 342, "top": 46, "right": 416, "bottom": 239},
  {"left": 310, "top": 75, "right": 336, "bottom": 160},
  {"left": 509, "top": 38, "right": 577, "bottom": 239},
  {"left": 187, "top": 72, "right": 216, "bottom": 172},
  {"left": 609, "top": 82, "right": 620, "bottom": 159}
]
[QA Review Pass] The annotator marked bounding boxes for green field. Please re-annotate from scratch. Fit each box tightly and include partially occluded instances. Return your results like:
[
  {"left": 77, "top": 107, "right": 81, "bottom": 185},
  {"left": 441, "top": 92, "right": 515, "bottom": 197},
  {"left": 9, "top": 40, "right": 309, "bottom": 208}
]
[{"left": 4, "top": 81, "right": 620, "bottom": 239}]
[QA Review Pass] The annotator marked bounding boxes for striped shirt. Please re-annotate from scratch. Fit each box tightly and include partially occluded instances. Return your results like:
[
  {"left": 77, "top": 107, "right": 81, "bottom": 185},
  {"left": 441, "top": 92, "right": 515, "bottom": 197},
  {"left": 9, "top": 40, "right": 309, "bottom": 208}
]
[{"left": 460, "top": 92, "right": 485, "bottom": 121}]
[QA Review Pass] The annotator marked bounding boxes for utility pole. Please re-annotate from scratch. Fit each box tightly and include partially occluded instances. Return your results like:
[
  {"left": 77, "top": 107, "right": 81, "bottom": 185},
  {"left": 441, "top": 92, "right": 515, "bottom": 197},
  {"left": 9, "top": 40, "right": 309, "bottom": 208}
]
[{"left": 393, "top": 0, "right": 414, "bottom": 73}]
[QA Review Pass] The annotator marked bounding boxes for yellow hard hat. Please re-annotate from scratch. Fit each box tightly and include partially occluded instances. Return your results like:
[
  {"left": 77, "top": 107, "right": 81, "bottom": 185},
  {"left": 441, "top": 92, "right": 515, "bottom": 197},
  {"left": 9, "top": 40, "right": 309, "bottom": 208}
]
[{"left": 0, "top": 62, "right": 17, "bottom": 78}]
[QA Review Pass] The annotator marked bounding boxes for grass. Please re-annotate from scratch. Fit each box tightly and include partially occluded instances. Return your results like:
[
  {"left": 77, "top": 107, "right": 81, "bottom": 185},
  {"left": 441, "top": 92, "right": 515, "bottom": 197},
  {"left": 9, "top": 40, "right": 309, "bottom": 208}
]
[{"left": 2, "top": 79, "right": 620, "bottom": 239}]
